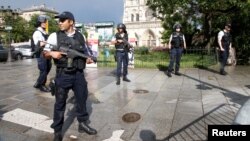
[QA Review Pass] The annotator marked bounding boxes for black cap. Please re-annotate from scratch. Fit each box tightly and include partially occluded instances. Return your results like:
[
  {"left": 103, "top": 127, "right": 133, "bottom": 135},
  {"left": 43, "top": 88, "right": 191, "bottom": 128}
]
[{"left": 55, "top": 11, "right": 75, "bottom": 22}]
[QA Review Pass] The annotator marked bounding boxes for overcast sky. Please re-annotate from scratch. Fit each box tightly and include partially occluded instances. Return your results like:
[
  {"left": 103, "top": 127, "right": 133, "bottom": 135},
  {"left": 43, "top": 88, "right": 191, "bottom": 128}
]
[{"left": 0, "top": 0, "right": 124, "bottom": 24}]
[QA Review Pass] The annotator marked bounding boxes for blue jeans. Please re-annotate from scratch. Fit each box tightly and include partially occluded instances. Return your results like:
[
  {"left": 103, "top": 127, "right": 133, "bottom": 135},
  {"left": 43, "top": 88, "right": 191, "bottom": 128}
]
[
  {"left": 36, "top": 55, "right": 51, "bottom": 86},
  {"left": 168, "top": 48, "right": 183, "bottom": 72},
  {"left": 116, "top": 51, "right": 128, "bottom": 77}
]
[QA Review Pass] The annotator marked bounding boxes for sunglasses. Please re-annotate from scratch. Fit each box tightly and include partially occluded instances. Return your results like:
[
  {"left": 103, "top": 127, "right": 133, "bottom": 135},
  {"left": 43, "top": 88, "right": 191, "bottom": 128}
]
[{"left": 59, "top": 18, "right": 67, "bottom": 23}]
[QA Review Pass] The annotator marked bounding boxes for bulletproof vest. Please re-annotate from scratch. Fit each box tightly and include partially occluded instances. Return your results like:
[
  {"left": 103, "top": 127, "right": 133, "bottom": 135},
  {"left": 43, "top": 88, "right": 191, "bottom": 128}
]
[
  {"left": 53, "top": 30, "right": 87, "bottom": 70},
  {"left": 221, "top": 31, "right": 231, "bottom": 49},
  {"left": 115, "top": 33, "right": 128, "bottom": 50},
  {"left": 171, "top": 32, "right": 184, "bottom": 48},
  {"left": 31, "top": 29, "right": 48, "bottom": 55}
]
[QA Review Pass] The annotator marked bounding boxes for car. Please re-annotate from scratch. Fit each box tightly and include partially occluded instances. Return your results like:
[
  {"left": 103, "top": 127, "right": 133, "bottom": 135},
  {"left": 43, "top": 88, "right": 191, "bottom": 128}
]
[
  {"left": 0, "top": 44, "right": 8, "bottom": 62},
  {"left": 11, "top": 47, "right": 23, "bottom": 61},
  {"left": 14, "top": 45, "right": 36, "bottom": 58}
]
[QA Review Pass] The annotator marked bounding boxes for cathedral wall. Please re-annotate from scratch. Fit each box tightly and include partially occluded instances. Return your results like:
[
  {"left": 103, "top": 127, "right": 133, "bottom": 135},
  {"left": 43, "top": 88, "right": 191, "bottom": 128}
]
[{"left": 123, "top": 0, "right": 165, "bottom": 47}]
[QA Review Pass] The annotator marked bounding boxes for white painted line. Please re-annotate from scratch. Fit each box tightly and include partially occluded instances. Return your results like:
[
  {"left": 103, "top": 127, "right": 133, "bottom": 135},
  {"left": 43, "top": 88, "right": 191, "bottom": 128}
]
[
  {"left": 103, "top": 130, "right": 125, "bottom": 141},
  {"left": 1, "top": 108, "right": 53, "bottom": 133}
]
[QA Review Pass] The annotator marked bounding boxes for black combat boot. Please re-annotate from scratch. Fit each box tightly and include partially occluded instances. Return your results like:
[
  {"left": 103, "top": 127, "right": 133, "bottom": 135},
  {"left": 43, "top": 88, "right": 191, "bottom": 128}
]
[
  {"left": 167, "top": 71, "right": 172, "bottom": 77},
  {"left": 39, "top": 85, "right": 50, "bottom": 92},
  {"left": 123, "top": 76, "right": 131, "bottom": 82},
  {"left": 54, "top": 132, "right": 62, "bottom": 141},
  {"left": 33, "top": 82, "right": 40, "bottom": 89},
  {"left": 116, "top": 77, "right": 120, "bottom": 85},
  {"left": 78, "top": 122, "right": 97, "bottom": 135},
  {"left": 220, "top": 70, "right": 227, "bottom": 75},
  {"left": 175, "top": 72, "right": 181, "bottom": 76}
]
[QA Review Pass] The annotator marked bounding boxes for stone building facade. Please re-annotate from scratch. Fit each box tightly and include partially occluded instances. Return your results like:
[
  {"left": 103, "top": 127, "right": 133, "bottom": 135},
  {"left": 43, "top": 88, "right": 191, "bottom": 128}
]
[
  {"left": 20, "top": 4, "right": 58, "bottom": 21},
  {"left": 123, "top": 0, "right": 164, "bottom": 47}
]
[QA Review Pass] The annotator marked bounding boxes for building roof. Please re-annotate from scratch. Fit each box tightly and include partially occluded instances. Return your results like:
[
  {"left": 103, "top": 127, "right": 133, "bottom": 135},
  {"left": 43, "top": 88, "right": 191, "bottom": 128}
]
[{"left": 20, "top": 4, "right": 58, "bottom": 14}]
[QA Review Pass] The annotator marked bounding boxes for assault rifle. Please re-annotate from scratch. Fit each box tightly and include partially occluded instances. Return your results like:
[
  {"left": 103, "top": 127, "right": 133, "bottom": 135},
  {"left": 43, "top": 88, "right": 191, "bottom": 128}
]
[
  {"left": 59, "top": 46, "right": 97, "bottom": 68},
  {"left": 121, "top": 39, "right": 133, "bottom": 52},
  {"left": 42, "top": 41, "right": 97, "bottom": 68}
]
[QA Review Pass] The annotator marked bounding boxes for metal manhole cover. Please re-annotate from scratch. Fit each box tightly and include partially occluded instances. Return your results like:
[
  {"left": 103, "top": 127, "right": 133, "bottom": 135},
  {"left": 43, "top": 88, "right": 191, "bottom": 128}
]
[
  {"left": 133, "top": 89, "right": 149, "bottom": 94},
  {"left": 122, "top": 112, "right": 141, "bottom": 123}
]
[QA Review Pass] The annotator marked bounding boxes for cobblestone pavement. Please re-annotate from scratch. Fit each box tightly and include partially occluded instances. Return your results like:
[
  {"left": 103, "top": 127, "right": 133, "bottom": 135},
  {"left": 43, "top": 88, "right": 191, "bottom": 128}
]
[{"left": 0, "top": 59, "right": 249, "bottom": 141}]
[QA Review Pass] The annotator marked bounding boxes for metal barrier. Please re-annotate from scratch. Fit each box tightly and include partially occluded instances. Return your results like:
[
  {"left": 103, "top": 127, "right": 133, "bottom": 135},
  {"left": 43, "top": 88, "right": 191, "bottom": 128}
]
[{"left": 97, "top": 47, "right": 218, "bottom": 69}]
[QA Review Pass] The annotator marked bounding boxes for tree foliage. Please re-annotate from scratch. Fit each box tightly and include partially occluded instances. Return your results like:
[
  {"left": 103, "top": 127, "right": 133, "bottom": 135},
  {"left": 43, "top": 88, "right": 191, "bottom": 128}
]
[
  {"left": 2, "top": 14, "right": 58, "bottom": 43},
  {"left": 147, "top": 0, "right": 250, "bottom": 51}
]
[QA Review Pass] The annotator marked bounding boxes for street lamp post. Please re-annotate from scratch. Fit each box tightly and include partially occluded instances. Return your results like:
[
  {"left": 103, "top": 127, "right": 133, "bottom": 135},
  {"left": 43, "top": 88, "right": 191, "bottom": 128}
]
[{"left": 5, "top": 26, "right": 12, "bottom": 62}]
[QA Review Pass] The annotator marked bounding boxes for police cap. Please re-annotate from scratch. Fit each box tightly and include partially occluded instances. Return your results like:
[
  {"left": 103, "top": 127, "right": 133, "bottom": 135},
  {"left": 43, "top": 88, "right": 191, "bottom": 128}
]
[{"left": 55, "top": 11, "right": 75, "bottom": 22}]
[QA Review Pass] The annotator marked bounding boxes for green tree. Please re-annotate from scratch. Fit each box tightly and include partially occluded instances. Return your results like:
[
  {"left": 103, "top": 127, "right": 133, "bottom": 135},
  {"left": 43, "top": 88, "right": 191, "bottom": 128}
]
[
  {"left": 47, "top": 13, "right": 59, "bottom": 34},
  {"left": 147, "top": 0, "right": 250, "bottom": 48},
  {"left": 2, "top": 14, "right": 59, "bottom": 43},
  {"left": 28, "top": 14, "right": 59, "bottom": 37},
  {"left": 3, "top": 15, "right": 29, "bottom": 43}
]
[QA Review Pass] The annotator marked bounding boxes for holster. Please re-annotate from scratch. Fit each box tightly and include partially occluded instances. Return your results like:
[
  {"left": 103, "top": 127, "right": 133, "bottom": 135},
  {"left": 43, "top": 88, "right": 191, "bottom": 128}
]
[{"left": 49, "top": 79, "right": 56, "bottom": 96}]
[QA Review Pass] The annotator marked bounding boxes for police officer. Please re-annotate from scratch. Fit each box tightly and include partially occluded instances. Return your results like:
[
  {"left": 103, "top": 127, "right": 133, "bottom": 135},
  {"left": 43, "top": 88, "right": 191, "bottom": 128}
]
[
  {"left": 218, "top": 23, "right": 232, "bottom": 75},
  {"left": 112, "top": 23, "right": 131, "bottom": 85},
  {"left": 43, "top": 11, "right": 97, "bottom": 141},
  {"left": 33, "top": 15, "right": 51, "bottom": 92},
  {"left": 167, "top": 23, "right": 186, "bottom": 77}
]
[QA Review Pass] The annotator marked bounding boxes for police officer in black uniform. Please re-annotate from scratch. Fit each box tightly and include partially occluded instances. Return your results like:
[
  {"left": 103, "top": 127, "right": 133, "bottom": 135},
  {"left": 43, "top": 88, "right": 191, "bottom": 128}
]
[
  {"left": 167, "top": 23, "right": 186, "bottom": 77},
  {"left": 33, "top": 15, "right": 52, "bottom": 92},
  {"left": 113, "top": 23, "right": 131, "bottom": 85},
  {"left": 218, "top": 23, "right": 232, "bottom": 75},
  {"left": 43, "top": 11, "right": 97, "bottom": 141}
]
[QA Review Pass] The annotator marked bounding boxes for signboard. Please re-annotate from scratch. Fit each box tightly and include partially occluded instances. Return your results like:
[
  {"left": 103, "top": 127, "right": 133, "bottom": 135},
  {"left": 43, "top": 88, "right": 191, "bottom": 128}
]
[{"left": 95, "top": 22, "right": 114, "bottom": 45}]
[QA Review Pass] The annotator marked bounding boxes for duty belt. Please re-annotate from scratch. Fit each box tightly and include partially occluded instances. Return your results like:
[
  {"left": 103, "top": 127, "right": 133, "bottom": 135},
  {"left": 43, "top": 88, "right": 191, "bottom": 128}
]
[
  {"left": 116, "top": 49, "right": 124, "bottom": 51},
  {"left": 56, "top": 67, "right": 83, "bottom": 74}
]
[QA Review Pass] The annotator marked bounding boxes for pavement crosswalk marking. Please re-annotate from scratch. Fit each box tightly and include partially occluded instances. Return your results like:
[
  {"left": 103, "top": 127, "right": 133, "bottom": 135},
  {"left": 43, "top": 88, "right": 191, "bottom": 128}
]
[
  {"left": 103, "top": 130, "right": 125, "bottom": 141},
  {"left": 1, "top": 108, "right": 53, "bottom": 133}
]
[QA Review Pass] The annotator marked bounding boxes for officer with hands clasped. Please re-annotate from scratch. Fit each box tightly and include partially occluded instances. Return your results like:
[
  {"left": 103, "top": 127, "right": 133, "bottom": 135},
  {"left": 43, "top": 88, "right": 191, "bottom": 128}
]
[
  {"left": 112, "top": 23, "right": 131, "bottom": 85},
  {"left": 32, "top": 15, "right": 52, "bottom": 92},
  {"left": 167, "top": 23, "right": 187, "bottom": 77},
  {"left": 43, "top": 11, "right": 97, "bottom": 141}
]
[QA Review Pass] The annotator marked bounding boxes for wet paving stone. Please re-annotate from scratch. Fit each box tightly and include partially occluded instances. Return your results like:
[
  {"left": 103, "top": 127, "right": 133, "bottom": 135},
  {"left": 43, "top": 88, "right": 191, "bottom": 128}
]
[{"left": 0, "top": 60, "right": 250, "bottom": 141}]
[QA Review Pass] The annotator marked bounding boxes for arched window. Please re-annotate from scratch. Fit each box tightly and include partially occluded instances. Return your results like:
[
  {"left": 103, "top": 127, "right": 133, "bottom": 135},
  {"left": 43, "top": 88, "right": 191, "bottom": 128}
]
[
  {"left": 136, "top": 13, "right": 139, "bottom": 21},
  {"left": 131, "top": 14, "right": 134, "bottom": 22}
]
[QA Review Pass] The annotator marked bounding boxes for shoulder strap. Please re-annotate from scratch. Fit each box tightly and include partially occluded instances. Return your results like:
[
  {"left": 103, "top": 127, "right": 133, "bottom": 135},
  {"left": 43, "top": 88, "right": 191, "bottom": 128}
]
[
  {"left": 73, "top": 31, "right": 85, "bottom": 45},
  {"left": 56, "top": 31, "right": 67, "bottom": 50},
  {"left": 35, "top": 29, "right": 48, "bottom": 40}
]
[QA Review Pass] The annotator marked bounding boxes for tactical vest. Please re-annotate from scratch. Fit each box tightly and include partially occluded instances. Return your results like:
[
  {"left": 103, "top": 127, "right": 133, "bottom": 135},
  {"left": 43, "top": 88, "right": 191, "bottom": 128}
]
[
  {"left": 53, "top": 30, "right": 87, "bottom": 70},
  {"left": 221, "top": 31, "right": 232, "bottom": 49},
  {"left": 171, "top": 32, "right": 184, "bottom": 48},
  {"left": 31, "top": 29, "right": 48, "bottom": 57},
  {"left": 115, "top": 33, "right": 128, "bottom": 50}
]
